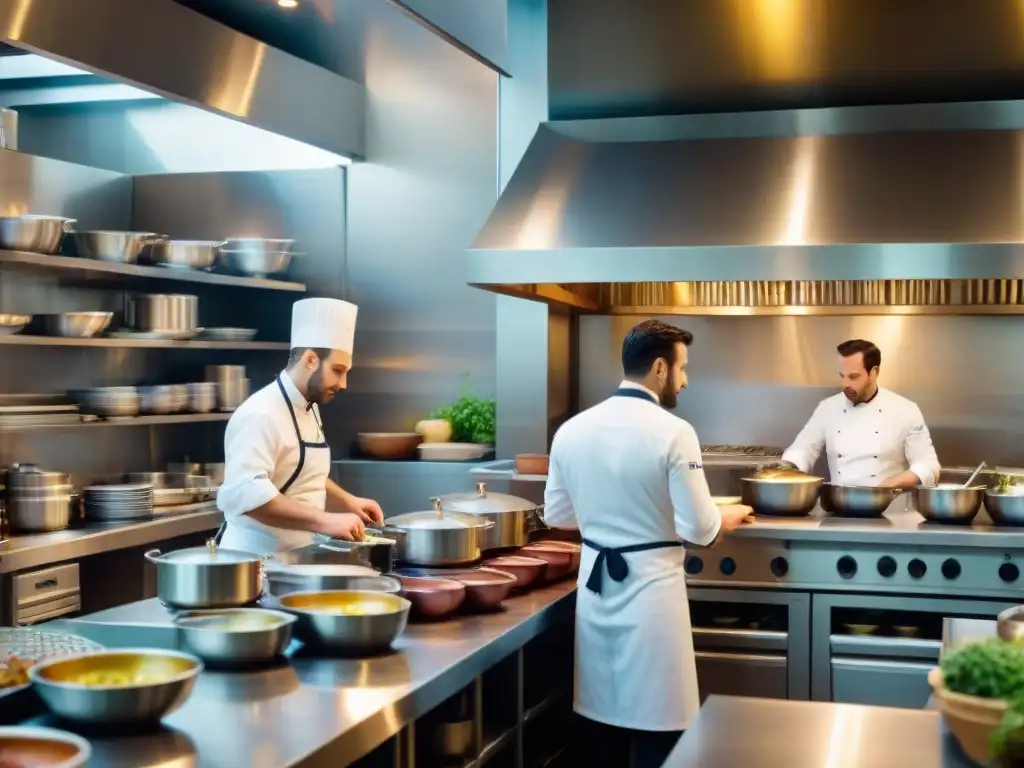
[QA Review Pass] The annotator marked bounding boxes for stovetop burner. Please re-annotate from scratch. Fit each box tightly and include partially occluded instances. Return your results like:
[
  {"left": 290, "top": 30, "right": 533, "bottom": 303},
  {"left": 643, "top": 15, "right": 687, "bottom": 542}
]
[{"left": 701, "top": 445, "right": 783, "bottom": 457}]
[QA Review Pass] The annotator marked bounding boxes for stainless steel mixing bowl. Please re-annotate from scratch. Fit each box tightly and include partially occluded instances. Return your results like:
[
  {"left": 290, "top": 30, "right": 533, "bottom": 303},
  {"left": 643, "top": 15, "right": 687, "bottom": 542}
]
[
  {"left": 42, "top": 312, "right": 113, "bottom": 338},
  {"left": 740, "top": 476, "right": 822, "bottom": 516},
  {"left": 913, "top": 485, "right": 985, "bottom": 524},
  {"left": 279, "top": 590, "right": 410, "bottom": 655},
  {"left": 0, "top": 215, "right": 75, "bottom": 254},
  {"left": 984, "top": 491, "right": 1024, "bottom": 526},
  {"left": 69, "top": 231, "right": 161, "bottom": 263},
  {"left": 174, "top": 608, "right": 295, "bottom": 666},
  {"left": 820, "top": 484, "right": 901, "bottom": 518},
  {"left": 217, "top": 249, "right": 293, "bottom": 278}
]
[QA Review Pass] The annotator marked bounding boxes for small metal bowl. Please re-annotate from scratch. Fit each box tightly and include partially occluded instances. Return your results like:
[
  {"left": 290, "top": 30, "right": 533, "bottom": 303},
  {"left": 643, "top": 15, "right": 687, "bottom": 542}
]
[
  {"left": 913, "top": 485, "right": 985, "bottom": 525},
  {"left": 278, "top": 590, "right": 410, "bottom": 655},
  {"left": 984, "top": 491, "right": 1024, "bottom": 526},
  {"left": 29, "top": 649, "right": 202, "bottom": 726},
  {"left": 0, "top": 313, "right": 30, "bottom": 335},
  {"left": 174, "top": 608, "right": 296, "bottom": 666},
  {"left": 42, "top": 312, "right": 114, "bottom": 339},
  {"left": 217, "top": 249, "right": 293, "bottom": 278}
]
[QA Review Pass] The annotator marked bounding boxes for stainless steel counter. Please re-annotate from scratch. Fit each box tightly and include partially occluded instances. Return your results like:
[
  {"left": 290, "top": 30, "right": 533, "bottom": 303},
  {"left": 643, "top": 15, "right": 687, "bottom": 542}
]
[
  {"left": 732, "top": 506, "right": 1024, "bottom": 549},
  {"left": 0, "top": 506, "right": 222, "bottom": 573},
  {"left": 665, "top": 695, "right": 973, "bottom": 767},
  {"left": 33, "top": 579, "right": 577, "bottom": 767}
]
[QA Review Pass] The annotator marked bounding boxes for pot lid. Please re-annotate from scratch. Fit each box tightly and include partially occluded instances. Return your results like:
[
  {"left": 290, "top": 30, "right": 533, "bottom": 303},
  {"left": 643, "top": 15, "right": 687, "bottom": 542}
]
[
  {"left": 152, "top": 539, "right": 260, "bottom": 565},
  {"left": 386, "top": 498, "right": 492, "bottom": 530},
  {"left": 439, "top": 482, "right": 536, "bottom": 514}
]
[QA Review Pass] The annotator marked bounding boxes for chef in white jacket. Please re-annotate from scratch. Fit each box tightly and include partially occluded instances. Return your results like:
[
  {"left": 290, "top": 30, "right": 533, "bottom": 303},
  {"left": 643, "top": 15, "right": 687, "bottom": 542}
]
[
  {"left": 544, "top": 319, "right": 751, "bottom": 768},
  {"left": 216, "top": 297, "right": 384, "bottom": 555},
  {"left": 778, "top": 339, "right": 940, "bottom": 488}
]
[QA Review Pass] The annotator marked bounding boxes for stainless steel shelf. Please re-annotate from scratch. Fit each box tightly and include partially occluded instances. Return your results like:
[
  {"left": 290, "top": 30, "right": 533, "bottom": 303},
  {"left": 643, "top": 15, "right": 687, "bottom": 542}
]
[
  {"left": 0, "top": 413, "right": 231, "bottom": 432},
  {"left": 470, "top": 459, "right": 548, "bottom": 482},
  {"left": 0, "top": 248, "right": 306, "bottom": 292},
  {"left": 0, "top": 334, "right": 288, "bottom": 350}
]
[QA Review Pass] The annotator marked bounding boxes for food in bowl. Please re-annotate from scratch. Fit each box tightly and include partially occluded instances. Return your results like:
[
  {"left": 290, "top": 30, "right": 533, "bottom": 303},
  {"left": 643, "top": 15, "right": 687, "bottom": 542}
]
[
  {"left": 0, "top": 727, "right": 90, "bottom": 768},
  {"left": 32, "top": 651, "right": 198, "bottom": 688},
  {"left": 279, "top": 591, "right": 401, "bottom": 616}
]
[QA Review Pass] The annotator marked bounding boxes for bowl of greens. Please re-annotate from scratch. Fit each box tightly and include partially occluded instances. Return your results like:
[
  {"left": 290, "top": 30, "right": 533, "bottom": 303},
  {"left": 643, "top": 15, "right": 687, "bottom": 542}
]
[{"left": 931, "top": 638, "right": 1024, "bottom": 764}]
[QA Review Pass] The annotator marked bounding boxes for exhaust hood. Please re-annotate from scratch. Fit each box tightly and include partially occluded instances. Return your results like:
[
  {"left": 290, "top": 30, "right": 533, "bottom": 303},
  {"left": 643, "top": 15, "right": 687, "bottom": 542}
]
[{"left": 469, "top": 122, "right": 1024, "bottom": 315}]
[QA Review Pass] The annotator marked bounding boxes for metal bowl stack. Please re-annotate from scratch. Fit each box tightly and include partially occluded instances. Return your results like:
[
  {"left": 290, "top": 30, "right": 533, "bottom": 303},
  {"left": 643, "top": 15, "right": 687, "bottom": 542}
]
[
  {"left": 76, "top": 387, "right": 140, "bottom": 419},
  {"left": 217, "top": 238, "right": 296, "bottom": 278},
  {"left": 6, "top": 467, "right": 74, "bottom": 533},
  {"left": 123, "top": 473, "right": 213, "bottom": 506},
  {"left": 138, "top": 385, "right": 188, "bottom": 415},
  {"left": 83, "top": 483, "right": 154, "bottom": 522}
]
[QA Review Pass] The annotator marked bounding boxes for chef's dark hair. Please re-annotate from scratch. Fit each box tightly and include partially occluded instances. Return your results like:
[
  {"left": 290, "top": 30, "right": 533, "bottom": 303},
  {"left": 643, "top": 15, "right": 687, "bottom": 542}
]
[
  {"left": 837, "top": 339, "right": 881, "bottom": 371},
  {"left": 621, "top": 320, "right": 693, "bottom": 375},
  {"left": 287, "top": 347, "right": 332, "bottom": 367}
]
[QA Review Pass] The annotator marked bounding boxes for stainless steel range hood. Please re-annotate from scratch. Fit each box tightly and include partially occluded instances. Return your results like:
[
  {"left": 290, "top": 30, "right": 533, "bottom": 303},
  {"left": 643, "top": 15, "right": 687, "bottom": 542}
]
[
  {"left": 0, "top": 0, "right": 364, "bottom": 160},
  {"left": 470, "top": 117, "right": 1024, "bottom": 314}
]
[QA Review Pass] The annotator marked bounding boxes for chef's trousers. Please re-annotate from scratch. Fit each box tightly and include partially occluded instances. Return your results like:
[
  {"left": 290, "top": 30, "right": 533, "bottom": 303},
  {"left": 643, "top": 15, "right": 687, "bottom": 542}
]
[{"left": 575, "top": 714, "right": 682, "bottom": 768}]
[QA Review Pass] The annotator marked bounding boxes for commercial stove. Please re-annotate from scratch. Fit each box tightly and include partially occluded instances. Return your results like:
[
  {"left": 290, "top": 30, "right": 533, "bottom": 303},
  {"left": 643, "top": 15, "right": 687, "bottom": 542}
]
[{"left": 682, "top": 509, "right": 1024, "bottom": 712}]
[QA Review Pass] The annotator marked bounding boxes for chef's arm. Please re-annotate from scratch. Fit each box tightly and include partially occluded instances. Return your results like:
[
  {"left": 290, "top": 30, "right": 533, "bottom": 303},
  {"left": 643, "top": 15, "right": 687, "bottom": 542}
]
[
  {"left": 543, "top": 440, "right": 578, "bottom": 529},
  {"left": 324, "top": 478, "right": 357, "bottom": 512},
  {"left": 781, "top": 403, "right": 827, "bottom": 473},
  {"left": 668, "top": 424, "right": 722, "bottom": 547},
  {"left": 217, "top": 413, "right": 336, "bottom": 534},
  {"left": 887, "top": 409, "right": 940, "bottom": 488}
]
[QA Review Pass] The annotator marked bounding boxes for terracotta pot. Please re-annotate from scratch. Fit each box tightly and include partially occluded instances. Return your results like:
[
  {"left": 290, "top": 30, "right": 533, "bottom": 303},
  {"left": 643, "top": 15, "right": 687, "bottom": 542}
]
[
  {"left": 514, "top": 454, "right": 549, "bottom": 476},
  {"left": 929, "top": 667, "right": 1008, "bottom": 765},
  {"left": 357, "top": 433, "right": 423, "bottom": 460}
]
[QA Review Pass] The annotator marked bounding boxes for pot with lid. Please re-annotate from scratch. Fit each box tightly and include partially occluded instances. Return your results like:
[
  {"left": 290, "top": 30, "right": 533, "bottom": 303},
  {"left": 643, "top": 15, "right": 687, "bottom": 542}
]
[
  {"left": 145, "top": 539, "right": 264, "bottom": 609},
  {"left": 437, "top": 482, "right": 540, "bottom": 550},
  {"left": 382, "top": 499, "right": 495, "bottom": 566}
]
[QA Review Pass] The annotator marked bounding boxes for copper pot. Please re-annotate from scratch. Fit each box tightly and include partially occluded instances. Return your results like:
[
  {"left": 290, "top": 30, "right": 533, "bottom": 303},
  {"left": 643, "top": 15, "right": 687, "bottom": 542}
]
[
  {"left": 482, "top": 555, "right": 547, "bottom": 590},
  {"left": 397, "top": 576, "right": 466, "bottom": 618},
  {"left": 520, "top": 541, "right": 582, "bottom": 582},
  {"left": 450, "top": 568, "right": 517, "bottom": 610}
]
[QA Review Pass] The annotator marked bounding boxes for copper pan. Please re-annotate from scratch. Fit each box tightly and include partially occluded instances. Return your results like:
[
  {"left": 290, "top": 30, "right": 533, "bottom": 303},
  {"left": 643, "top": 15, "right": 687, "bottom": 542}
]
[
  {"left": 520, "top": 541, "right": 582, "bottom": 582},
  {"left": 481, "top": 555, "right": 547, "bottom": 590},
  {"left": 397, "top": 576, "right": 465, "bottom": 618}
]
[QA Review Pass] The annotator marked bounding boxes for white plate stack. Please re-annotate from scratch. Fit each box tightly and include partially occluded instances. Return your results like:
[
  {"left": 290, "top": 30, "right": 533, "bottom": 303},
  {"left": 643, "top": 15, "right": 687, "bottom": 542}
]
[{"left": 83, "top": 483, "right": 154, "bottom": 522}]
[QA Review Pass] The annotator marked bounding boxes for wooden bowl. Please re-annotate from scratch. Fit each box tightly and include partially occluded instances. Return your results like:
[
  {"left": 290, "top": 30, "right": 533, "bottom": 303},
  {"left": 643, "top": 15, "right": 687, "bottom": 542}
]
[
  {"left": 515, "top": 454, "right": 549, "bottom": 476},
  {"left": 357, "top": 432, "right": 423, "bottom": 460},
  {"left": 929, "top": 667, "right": 1008, "bottom": 764}
]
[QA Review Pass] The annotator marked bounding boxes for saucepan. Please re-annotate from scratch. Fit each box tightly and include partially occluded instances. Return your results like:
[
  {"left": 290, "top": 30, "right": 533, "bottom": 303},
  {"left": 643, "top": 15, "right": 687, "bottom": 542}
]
[
  {"left": 435, "top": 482, "right": 539, "bottom": 550},
  {"left": 380, "top": 498, "right": 495, "bottom": 566},
  {"left": 820, "top": 484, "right": 902, "bottom": 519}
]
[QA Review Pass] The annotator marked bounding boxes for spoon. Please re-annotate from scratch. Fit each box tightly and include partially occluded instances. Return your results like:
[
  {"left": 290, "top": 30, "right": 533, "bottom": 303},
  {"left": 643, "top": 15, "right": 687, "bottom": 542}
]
[{"left": 963, "top": 461, "right": 986, "bottom": 488}]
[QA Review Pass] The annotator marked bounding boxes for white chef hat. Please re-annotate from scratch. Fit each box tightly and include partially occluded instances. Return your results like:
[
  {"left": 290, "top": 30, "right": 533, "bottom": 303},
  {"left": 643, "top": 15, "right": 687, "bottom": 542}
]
[{"left": 290, "top": 298, "right": 358, "bottom": 366}]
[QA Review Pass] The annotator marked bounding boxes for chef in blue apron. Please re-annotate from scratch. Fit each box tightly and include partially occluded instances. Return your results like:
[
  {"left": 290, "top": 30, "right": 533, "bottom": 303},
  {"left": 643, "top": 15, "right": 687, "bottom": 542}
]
[
  {"left": 217, "top": 297, "right": 384, "bottom": 555},
  {"left": 544, "top": 319, "right": 751, "bottom": 767}
]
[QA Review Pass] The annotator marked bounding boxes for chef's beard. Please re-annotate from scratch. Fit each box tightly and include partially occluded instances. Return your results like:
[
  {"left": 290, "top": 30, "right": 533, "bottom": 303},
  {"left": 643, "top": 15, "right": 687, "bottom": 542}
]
[
  {"left": 660, "top": 382, "right": 679, "bottom": 409},
  {"left": 843, "top": 386, "right": 869, "bottom": 404},
  {"left": 306, "top": 367, "right": 337, "bottom": 405}
]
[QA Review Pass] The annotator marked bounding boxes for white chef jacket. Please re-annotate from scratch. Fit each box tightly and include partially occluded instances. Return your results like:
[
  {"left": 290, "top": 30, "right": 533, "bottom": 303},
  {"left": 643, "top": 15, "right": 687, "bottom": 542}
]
[
  {"left": 217, "top": 373, "right": 328, "bottom": 554},
  {"left": 545, "top": 380, "right": 722, "bottom": 732},
  {"left": 782, "top": 387, "right": 940, "bottom": 487}
]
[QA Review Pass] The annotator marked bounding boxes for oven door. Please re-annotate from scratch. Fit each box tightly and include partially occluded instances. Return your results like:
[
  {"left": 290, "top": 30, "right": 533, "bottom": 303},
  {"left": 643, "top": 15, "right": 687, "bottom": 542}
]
[{"left": 690, "top": 587, "right": 811, "bottom": 701}]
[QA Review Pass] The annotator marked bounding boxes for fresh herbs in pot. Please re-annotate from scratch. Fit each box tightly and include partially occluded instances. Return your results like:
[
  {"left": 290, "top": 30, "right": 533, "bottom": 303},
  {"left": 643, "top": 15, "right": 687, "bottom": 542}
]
[
  {"left": 942, "top": 638, "right": 1024, "bottom": 700},
  {"left": 997, "top": 474, "right": 1023, "bottom": 494},
  {"left": 429, "top": 384, "right": 496, "bottom": 445}
]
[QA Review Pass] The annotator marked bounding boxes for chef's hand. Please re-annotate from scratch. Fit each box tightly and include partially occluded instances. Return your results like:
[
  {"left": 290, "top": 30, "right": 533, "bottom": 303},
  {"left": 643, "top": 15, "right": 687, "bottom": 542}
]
[
  {"left": 320, "top": 512, "right": 366, "bottom": 541},
  {"left": 761, "top": 460, "right": 797, "bottom": 471},
  {"left": 719, "top": 504, "right": 754, "bottom": 533},
  {"left": 346, "top": 496, "right": 384, "bottom": 525}
]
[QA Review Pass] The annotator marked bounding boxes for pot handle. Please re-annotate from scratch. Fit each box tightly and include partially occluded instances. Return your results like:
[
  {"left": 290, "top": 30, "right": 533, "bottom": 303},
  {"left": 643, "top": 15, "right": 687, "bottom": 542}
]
[
  {"left": 527, "top": 505, "right": 549, "bottom": 533},
  {"left": 144, "top": 549, "right": 162, "bottom": 563},
  {"left": 62, "top": 219, "right": 77, "bottom": 233}
]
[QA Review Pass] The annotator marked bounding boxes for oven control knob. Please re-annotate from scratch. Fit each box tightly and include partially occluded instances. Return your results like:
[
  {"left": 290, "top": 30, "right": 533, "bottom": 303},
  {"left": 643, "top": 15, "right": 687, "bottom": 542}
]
[
  {"left": 770, "top": 557, "right": 789, "bottom": 577},
  {"left": 719, "top": 557, "right": 737, "bottom": 576},
  {"left": 837, "top": 555, "right": 857, "bottom": 579},
  {"left": 908, "top": 558, "right": 927, "bottom": 579},
  {"left": 1000, "top": 563, "right": 1020, "bottom": 583},
  {"left": 877, "top": 556, "right": 897, "bottom": 578},
  {"left": 685, "top": 556, "right": 704, "bottom": 575},
  {"left": 941, "top": 558, "right": 962, "bottom": 580}
]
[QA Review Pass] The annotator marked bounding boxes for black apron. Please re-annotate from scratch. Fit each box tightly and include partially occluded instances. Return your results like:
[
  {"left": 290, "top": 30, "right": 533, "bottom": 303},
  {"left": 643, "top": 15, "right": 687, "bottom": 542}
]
[
  {"left": 582, "top": 387, "right": 684, "bottom": 596},
  {"left": 214, "top": 374, "right": 329, "bottom": 545}
]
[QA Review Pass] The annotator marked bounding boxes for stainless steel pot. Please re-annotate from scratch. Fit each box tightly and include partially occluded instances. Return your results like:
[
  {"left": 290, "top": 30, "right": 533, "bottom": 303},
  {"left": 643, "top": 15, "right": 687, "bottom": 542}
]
[
  {"left": 186, "top": 382, "right": 217, "bottom": 414},
  {"left": 820, "top": 484, "right": 901, "bottom": 518},
  {"left": 0, "top": 215, "right": 75, "bottom": 254},
  {"left": 69, "top": 231, "right": 162, "bottom": 264},
  {"left": 382, "top": 499, "right": 495, "bottom": 566},
  {"left": 437, "top": 482, "right": 536, "bottom": 550},
  {"left": 127, "top": 294, "right": 198, "bottom": 335},
  {"left": 740, "top": 476, "right": 822, "bottom": 517},
  {"left": 7, "top": 492, "right": 73, "bottom": 532},
  {"left": 145, "top": 539, "right": 264, "bottom": 609},
  {"left": 219, "top": 377, "right": 250, "bottom": 411},
  {"left": 985, "top": 491, "right": 1024, "bottom": 526},
  {"left": 913, "top": 485, "right": 985, "bottom": 525},
  {"left": 263, "top": 564, "right": 400, "bottom": 597}
]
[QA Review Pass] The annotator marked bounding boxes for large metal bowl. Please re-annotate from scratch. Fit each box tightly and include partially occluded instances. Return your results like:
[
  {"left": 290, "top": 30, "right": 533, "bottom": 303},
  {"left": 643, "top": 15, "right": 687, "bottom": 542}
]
[
  {"left": 138, "top": 384, "right": 189, "bottom": 415},
  {"left": 984, "top": 491, "right": 1024, "bottom": 526},
  {"left": 278, "top": 590, "right": 410, "bottom": 655},
  {"left": 29, "top": 649, "right": 202, "bottom": 725},
  {"left": 173, "top": 608, "right": 295, "bottom": 666},
  {"left": 264, "top": 564, "right": 401, "bottom": 597},
  {"left": 0, "top": 313, "right": 30, "bottom": 335},
  {"left": 740, "top": 476, "right": 822, "bottom": 516},
  {"left": 146, "top": 240, "right": 222, "bottom": 269},
  {"left": 42, "top": 312, "right": 113, "bottom": 338},
  {"left": 217, "top": 248, "right": 293, "bottom": 277},
  {"left": 820, "top": 484, "right": 901, "bottom": 518},
  {"left": 913, "top": 485, "right": 985, "bottom": 525},
  {"left": 69, "top": 231, "right": 161, "bottom": 263},
  {"left": 76, "top": 386, "right": 140, "bottom": 418},
  {"left": 0, "top": 215, "right": 75, "bottom": 254}
]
